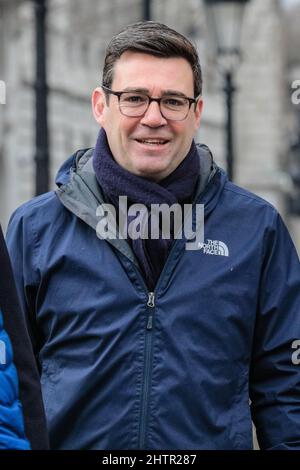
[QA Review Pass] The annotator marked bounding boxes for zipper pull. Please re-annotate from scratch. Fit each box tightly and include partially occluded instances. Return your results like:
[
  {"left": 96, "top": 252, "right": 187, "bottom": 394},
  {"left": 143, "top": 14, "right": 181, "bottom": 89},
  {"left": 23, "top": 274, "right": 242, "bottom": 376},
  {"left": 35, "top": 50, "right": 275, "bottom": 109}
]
[
  {"left": 147, "top": 292, "right": 155, "bottom": 308},
  {"left": 147, "top": 292, "right": 155, "bottom": 330},
  {"left": 147, "top": 315, "right": 153, "bottom": 330}
]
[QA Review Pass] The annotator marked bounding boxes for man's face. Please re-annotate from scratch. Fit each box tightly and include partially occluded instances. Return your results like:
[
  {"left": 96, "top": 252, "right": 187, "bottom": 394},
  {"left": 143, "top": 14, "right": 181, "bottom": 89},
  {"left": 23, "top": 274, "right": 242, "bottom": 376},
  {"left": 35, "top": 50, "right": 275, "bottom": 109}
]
[{"left": 92, "top": 51, "right": 203, "bottom": 181}]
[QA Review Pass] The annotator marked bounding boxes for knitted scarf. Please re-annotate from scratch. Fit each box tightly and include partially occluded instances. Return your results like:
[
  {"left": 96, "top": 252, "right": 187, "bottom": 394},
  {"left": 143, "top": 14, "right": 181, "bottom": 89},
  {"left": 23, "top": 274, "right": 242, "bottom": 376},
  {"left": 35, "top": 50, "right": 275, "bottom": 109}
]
[{"left": 93, "top": 128, "right": 200, "bottom": 290}]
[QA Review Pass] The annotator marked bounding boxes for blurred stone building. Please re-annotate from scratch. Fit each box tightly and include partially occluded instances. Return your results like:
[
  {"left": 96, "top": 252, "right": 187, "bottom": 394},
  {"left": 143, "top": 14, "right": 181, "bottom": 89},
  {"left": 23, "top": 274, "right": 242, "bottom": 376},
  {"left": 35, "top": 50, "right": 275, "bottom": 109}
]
[{"left": 0, "top": 0, "right": 299, "bottom": 252}]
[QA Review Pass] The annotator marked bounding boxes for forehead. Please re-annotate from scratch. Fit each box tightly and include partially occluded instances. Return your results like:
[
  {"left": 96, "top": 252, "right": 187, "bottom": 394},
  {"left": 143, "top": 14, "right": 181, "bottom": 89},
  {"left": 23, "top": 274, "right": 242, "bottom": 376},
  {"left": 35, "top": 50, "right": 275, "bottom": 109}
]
[{"left": 112, "top": 51, "right": 194, "bottom": 94}]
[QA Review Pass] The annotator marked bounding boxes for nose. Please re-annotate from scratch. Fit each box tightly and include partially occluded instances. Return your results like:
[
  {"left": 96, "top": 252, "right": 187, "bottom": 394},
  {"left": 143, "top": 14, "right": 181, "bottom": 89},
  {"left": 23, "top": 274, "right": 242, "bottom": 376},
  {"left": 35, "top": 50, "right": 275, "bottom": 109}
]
[{"left": 140, "top": 100, "right": 167, "bottom": 127}]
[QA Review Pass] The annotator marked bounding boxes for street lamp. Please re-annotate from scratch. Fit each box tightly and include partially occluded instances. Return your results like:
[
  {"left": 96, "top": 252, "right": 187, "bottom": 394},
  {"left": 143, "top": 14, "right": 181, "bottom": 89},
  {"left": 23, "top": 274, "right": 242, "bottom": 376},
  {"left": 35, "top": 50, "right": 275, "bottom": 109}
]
[{"left": 203, "top": 0, "right": 250, "bottom": 181}]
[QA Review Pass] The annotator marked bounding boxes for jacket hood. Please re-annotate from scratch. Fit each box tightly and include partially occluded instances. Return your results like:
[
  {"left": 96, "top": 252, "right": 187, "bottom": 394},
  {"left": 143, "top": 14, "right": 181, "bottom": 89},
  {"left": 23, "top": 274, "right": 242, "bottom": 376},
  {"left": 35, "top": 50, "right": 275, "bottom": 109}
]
[{"left": 55, "top": 148, "right": 90, "bottom": 187}]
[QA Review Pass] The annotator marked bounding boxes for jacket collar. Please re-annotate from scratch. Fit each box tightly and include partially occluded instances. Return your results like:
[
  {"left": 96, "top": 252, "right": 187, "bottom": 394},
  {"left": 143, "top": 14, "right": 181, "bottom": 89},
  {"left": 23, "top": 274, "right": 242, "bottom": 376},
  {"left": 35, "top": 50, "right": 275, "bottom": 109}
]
[{"left": 55, "top": 144, "right": 227, "bottom": 264}]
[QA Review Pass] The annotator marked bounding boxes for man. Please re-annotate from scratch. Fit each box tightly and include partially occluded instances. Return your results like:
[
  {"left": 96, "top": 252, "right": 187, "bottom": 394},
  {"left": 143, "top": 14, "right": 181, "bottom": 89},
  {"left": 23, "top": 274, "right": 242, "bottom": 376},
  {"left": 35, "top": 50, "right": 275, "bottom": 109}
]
[
  {"left": 0, "top": 225, "right": 30, "bottom": 449},
  {"left": 6, "top": 21, "right": 300, "bottom": 450}
]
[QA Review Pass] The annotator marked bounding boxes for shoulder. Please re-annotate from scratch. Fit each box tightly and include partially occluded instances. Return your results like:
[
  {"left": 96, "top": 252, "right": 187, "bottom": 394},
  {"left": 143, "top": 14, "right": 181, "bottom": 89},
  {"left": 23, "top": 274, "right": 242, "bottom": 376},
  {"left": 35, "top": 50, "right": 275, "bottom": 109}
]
[
  {"left": 221, "top": 179, "right": 279, "bottom": 225},
  {"left": 8, "top": 190, "right": 72, "bottom": 235},
  {"left": 10, "top": 191, "right": 61, "bottom": 222},
  {"left": 221, "top": 179, "right": 299, "bottom": 253},
  {"left": 223, "top": 180, "right": 277, "bottom": 211},
  {"left": 209, "top": 174, "right": 288, "bottom": 249},
  {"left": 7, "top": 191, "right": 74, "bottom": 267}
]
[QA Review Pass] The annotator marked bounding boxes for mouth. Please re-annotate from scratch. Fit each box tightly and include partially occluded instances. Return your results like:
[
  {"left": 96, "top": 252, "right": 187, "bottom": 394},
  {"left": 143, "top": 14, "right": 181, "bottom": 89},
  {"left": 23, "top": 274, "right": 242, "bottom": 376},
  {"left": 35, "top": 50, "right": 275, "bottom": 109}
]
[{"left": 134, "top": 138, "right": 170, "bottom": 146}]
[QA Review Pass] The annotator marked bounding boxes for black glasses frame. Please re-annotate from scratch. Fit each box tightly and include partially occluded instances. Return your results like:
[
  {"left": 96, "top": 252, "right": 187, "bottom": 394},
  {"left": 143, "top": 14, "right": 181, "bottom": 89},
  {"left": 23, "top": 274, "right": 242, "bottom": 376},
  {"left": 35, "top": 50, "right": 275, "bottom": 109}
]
[{"left": 102, "top": 85, "right": 200, "bottom": 121}]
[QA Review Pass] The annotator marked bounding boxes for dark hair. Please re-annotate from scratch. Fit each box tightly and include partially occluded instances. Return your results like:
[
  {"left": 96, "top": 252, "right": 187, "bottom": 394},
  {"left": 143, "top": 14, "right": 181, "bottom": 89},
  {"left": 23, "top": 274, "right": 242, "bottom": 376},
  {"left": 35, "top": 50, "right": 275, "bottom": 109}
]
[{"left": 102, "top": 21, "right": 202, "bottom": 97}]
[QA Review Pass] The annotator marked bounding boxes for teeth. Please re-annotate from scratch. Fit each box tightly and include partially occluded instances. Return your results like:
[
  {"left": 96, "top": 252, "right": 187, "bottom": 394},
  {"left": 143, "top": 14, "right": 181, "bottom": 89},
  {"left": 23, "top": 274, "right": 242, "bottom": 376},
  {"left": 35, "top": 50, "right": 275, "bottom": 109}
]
[{"left": 139, "top": 140, "right": 167, "bottom": 145}]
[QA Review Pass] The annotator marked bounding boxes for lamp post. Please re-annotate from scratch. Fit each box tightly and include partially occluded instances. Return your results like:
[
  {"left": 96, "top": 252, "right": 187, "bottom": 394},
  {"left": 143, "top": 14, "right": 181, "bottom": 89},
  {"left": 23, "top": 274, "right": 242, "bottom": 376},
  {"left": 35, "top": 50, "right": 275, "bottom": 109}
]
[
  {"left": 33, "top": 0, "right": 49, "bottom": 196},
  {"left": 203, "top": 0, "right": 250, "bottom": 181},
  {"left": 143, "top": 0, "right": 151, "bottom": 21}
]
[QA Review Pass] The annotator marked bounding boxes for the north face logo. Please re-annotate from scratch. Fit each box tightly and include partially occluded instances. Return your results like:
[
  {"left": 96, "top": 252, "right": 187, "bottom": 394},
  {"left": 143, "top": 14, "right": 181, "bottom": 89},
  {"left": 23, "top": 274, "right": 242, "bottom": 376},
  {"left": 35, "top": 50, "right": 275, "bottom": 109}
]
[{"left": 199, "top": 239, "right": 229, "bottom": 257}]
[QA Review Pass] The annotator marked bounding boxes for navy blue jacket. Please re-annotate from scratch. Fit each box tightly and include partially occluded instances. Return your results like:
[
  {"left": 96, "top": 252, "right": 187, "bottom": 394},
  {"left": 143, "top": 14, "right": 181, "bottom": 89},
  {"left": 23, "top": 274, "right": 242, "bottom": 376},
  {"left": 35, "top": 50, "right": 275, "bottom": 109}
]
[{"left": 6, "top": 146, "right": 300, "bottom": 450}]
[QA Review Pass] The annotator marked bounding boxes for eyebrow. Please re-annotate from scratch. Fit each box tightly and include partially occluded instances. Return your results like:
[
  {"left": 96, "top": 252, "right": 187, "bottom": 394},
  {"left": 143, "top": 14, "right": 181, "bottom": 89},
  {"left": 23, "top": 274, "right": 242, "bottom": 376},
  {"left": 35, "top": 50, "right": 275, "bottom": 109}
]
[{"left": 122, "top": 87, "right": 189, "bottom": 97}]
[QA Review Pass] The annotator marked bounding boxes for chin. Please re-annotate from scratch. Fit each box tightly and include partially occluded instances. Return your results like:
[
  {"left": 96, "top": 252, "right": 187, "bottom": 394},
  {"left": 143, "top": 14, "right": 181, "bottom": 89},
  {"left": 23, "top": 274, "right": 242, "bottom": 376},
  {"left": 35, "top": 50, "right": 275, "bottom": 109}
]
[
  {"left": 136, "top": 155, "right": 169, "bottom": 169},
  {"left": 135, "top": 166, "right": 168, "bottom": 181}
]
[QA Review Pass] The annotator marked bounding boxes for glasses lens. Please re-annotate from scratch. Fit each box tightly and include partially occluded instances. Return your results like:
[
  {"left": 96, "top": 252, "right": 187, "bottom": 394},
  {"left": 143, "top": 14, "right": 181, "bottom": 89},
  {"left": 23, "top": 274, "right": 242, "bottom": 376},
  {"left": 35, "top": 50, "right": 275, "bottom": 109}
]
[
  {"left": 119, "top": 92, "right": 148, "bottom": 116},
  {"left": 161, "top": 96, "right": 189, "bottom": 120}
]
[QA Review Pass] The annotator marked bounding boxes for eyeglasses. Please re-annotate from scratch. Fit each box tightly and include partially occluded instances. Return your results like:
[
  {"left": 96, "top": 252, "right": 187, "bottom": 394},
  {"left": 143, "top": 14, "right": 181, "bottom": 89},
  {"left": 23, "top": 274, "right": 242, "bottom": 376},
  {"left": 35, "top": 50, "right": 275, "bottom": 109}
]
[{"left": 102, "top": 85, "right": 200, "bottom": 121}]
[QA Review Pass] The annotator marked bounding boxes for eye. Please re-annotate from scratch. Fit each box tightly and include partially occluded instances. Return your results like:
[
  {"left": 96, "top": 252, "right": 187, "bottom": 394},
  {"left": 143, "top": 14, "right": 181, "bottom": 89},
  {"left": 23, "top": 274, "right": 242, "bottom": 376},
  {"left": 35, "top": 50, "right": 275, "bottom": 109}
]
[
  {"left": 163, "top": 96, "right": 186, "bottom": 107},
  {"left": 121, "top": 93, "right": 148, "bottom": 105}
]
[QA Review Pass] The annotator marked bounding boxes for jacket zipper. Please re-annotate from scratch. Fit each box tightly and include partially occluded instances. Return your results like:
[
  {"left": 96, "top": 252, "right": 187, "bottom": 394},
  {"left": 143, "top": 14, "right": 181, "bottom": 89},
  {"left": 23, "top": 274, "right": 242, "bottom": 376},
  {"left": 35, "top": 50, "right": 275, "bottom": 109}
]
[
  {"left": 132, "top": 219, "right": 200, "bottom": 448},
  {"left": 139, "top": 291, "right": 155, "bottom": 449},
  {"left": 134, "top": 195, "right": 208, "bottom": 448}
]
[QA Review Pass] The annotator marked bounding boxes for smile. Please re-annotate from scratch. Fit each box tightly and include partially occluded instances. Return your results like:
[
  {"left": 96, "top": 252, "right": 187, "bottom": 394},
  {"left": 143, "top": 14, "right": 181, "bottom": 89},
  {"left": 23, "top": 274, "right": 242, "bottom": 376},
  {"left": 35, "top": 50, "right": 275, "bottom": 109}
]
[{"left": 135, "top": 139, "right": 169, "bottom": 145}]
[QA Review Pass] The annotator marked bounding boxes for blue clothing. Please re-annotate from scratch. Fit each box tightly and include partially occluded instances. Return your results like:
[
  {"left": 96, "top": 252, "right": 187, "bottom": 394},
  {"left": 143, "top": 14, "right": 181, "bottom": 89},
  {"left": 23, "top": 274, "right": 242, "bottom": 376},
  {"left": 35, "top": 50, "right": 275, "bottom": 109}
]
[
  {"left": 0, "top": 224, "right": 49, "bottom": 449},
  {"left": 6, "top": 146, "right": 300, "bottom": 450},
  {"left": 0, "top": 310, "right": 30, "bottom": 449},
  {"left": 93, "top": 128, "right": 201, "bottom": 291}
]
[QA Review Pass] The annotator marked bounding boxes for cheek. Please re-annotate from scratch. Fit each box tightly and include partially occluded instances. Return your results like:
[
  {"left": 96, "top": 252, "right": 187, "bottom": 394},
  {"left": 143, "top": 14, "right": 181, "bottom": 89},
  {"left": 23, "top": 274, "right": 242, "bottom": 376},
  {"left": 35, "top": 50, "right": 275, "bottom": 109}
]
[
  {"left": 119, "top": 120, "right": 141, "bottom": 143},
  {"left": 100, "top": 108, "right": 112, "bottom": 133},
  {"left": 185, "top": 117, "right": 199, "bottom": 137},
  {"left": 172, "top": 123, "right": 194, "bottom": 143}
]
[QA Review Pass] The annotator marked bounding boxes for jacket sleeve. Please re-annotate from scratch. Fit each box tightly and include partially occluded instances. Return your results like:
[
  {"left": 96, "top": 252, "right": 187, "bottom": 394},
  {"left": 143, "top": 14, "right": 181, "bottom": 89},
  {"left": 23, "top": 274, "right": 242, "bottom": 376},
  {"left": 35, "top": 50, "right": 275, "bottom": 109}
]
[
  {"left": 249, "top": 210, "right": 300, "bottom": 450},
  {"left": 2, "top": 218, "right": 49, "bottom": 450},
  {"left": 0, "top": 310, "right": 30, "bottom": 450}
]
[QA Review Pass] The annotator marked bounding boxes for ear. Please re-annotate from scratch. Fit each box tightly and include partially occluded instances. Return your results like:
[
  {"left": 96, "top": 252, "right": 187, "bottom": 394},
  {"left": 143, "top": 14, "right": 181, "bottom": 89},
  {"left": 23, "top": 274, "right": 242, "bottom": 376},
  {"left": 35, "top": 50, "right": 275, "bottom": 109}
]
[
  {"left": 194, "top": 97, "right": 204, "bottom": 129},
  {"left": 91, "top": 87, "right": 107, "bottom": 126}
]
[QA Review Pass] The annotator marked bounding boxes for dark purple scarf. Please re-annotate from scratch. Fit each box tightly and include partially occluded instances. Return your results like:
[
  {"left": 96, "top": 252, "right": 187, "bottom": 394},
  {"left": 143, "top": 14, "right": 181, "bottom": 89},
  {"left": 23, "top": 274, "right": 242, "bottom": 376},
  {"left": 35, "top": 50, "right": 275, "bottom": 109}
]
[{"left": 93, "top": 128, "right": 200, "bottom": 290}]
